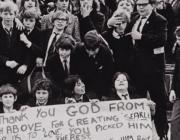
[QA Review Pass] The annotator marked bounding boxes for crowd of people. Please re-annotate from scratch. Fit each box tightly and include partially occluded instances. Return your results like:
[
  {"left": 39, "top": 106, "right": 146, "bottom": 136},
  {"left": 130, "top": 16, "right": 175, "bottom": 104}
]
[{"left": 0, "top": 0, "right": 180, "bottom": 140}]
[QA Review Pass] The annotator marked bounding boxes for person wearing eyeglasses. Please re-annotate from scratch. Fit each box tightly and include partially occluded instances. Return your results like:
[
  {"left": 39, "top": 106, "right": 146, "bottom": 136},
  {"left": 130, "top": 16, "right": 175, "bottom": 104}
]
[
  {"left": 41, "top": 0, "right": 81, "bottom": 43},
  {"left": 125, "top": 0, "right": 169, "bottom": 140},
  {"left": 73, "top": 30, "right": 114, "bottom": 100}
]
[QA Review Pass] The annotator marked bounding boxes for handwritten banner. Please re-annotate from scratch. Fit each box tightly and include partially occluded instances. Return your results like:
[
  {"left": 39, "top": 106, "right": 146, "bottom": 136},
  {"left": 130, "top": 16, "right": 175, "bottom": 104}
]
[{"left": 0, "top": 99, "right": 152, "bottom": 140}]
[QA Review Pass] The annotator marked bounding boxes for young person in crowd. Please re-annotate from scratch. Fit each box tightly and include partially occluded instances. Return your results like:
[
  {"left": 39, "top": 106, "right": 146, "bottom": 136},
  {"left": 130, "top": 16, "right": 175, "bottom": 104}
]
[
  {"left": 18, "top": 0, "right": 41, "bottom": 19},
  {"left": 18, "top": 0, "right": 41, "bottom": 28},
  {"left": 73, "top": 30, "right": 114, "bottom": 99},
  {"left": 107, "top": 0, "right": 135, "bottom": 29},
  {"left": 0, "top": 1, "right": 31, "bottom": 86},
  {"left": 23, "top": 78, "right": 57, "bottom": 107},
  {"left": 20, "top": 8, "right": 43, "bottom": 73},
  {"left": 40, "top": 11, "right": 70, "bottom": 67},
  {"left": 169, "top": 26, "right": 180, "bottom": 140},
  {"left": 0, "top": 84, "right": 20, "bottom": 113},
  {"left": 46, "top": 34, "right": 76, "bottom": 90},
  {"left": 77, "top": 0, "right": 105, "bottom": 39},
  {"left": 102, "top": 9, "right": 135, "bottom": 80},
  {"left": 41, "top": 0, "right": 81, "bottom": 43},
  {"left": 62, "top": 75, "right": 90, "bottom": 103}
]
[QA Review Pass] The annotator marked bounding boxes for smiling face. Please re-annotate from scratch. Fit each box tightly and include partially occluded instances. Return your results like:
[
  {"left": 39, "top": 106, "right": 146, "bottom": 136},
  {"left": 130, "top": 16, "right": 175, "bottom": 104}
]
[
  {"left": 1, "top": 10, "right": 16, "bottom": 27},
  {"left": 24, "top": 0, "right": 36, "bottom": 10},
  {"left": 114, "top": 74, "right": 128, "bottom": 91},
  {"left": 58, "top": 48, "right": 71, "bottom": 59},
  {"left": 35, "top": 90, "right": 49, "bottom": 105},
  {"left": 1, "top": 93, "right": 16, "bottom": 109},
  {"left": 74, "top": 79, "right": 85, "bottom": 95},
  {"left": 53, "top": 14, "right": 68, "bottom": 31},
  {"left": 136, "top": 0, "right": 153, "bottom": 17}
]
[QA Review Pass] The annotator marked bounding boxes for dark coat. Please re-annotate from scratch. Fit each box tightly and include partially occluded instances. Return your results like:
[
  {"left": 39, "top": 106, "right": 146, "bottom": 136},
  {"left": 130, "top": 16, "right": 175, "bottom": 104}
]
[
  {"left": 0, "top": 22, "right": 31, "bottom": 85},
  {"left": 157, "top": 2, "right": 176, "bottom": 62},
  {"left": 78, "top": 10, "right": 105, "bottom": 39},
  {"left": 171, "top": 44, "right": 180, "bottom": 98},
  {"left": 102, "top": 30, "right": 135, "bottom": 78},
  {"left": 45, "top": 53, "right": 76, "bottom": 88},
  {"left": 73, "top": 44, "right": 114, "bottom": 98},
  {"left": 126, "top": 11, "right": 167, "bottom": 74}
]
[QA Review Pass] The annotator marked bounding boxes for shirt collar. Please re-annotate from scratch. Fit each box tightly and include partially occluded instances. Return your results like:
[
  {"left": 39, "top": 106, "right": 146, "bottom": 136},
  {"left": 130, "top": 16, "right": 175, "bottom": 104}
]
[
  {"left": 2, "top": 22, "right": 13, "bottom": 34},
  {"left": 112, "top": 30, "right": 124, "bottom": 39},
  {"left": 60, "top": 56, "right": 70, "bottom": 63}
]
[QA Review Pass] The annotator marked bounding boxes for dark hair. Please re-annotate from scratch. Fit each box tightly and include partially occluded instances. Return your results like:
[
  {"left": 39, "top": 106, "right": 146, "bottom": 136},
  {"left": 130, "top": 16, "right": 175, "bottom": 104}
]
[
  {"left": 31, "top": 78, "right": 53, "bottom": 98},
  {"left": 136, "top": 0, "right": 156, "bottom": 5},
  {"left": 55, "top": 34, "right": 75, "bottom": 52},
  {"left": 112, "top": 72, "right": 134, "bottom": 95},
  {"left": 175, "top": 26, "right": 180, "bottom": 37},
  {"left": 0, "top": 83, "right": 17, "bottom": 97},
  {"left": 63, "top": 75, "right": 84, "bottom": 97},
  {"left": 84, "top": 30, "right": 101, "bottom": 50}
]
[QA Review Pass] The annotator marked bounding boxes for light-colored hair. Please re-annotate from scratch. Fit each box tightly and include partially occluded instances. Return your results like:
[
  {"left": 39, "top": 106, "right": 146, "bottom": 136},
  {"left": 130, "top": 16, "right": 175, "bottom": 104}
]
[
  {"left": 0, "top": 1, "right": 18, "bottom": 15},
  {"left": 51, "top": 10, "right": 69, "bottom": 23}
]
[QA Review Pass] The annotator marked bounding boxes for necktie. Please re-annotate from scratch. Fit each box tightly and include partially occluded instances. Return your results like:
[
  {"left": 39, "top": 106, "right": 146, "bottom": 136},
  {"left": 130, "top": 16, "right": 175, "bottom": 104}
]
[
  {"left": 4, "top": 28, "right": 12, "bottom": 36},
  {"left": 137, "top": 17, "right": 146, "bottom": 32},
  {"left": 121, "top": 94, "right": 129, "bottom": 100},
  {"left": 43, "top": 32, "right": 58, "bottom": 66},
  {"left": 49, "top": 32, "right": 58, "bottom": 54},
  {"left": 63, "top": 59, "right": 68, "bottom": 76}
]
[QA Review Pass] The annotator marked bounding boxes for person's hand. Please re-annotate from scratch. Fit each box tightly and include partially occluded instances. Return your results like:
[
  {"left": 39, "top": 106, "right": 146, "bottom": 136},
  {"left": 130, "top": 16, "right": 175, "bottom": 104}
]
[
  {"left": 6, "top": 60, "right": 18, "bottom": 69},
  {"left": 131, "top": 31, "right": 142, "bottom": 40},
  {"left": 107, "top": 16, "right": 124, "bottom": 28},
  {"left": 89, "top": 99, "right": 99, "bottom": 103},
  {"left": 10, "top": 109, "right": 16, "bottom": 113},
  {"left": 15, "top": 18, "right": 24, "bottom": 30},
  {"left": 146, "top": 100, "right": 156, "bottom": 117},
  {"left": 20, "top": 33, "right": 32, "bottom": 48},
  {"left": 80, "top": 3, "right": 92, "bottom": 18},
  {"left": 36, "top": 57, "right": 43, "bottom": 67},
  {"left": 20, "top": 105, "right": 30, "bottom": 111},
  {"left": 169, "top": 90, "right": 176, "bottom": 103},
  {"left": 65, "top": 97, "right": 77, "bottom": 104},
  {"left": 17, "top": 65, "right": 27, "bottom": 74}
]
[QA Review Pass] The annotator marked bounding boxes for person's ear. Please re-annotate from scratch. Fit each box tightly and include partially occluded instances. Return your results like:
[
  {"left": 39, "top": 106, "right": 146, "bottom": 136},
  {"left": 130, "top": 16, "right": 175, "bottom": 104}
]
[
  {"left": 14, "top": 96, "right": 17, "bottom": 102},
  {"left": 0, "top": 97, "right": 2, "bottom": 102}
]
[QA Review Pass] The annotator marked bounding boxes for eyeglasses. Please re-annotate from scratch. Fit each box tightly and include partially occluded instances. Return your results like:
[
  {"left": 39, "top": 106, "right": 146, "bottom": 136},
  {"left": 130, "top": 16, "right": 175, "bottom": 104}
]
[
  {"left": 136, "top": 3, "right": 149, "bottom": 7},
  {"left": 55, "top": 18, "right": 67, "bottom": 22}
]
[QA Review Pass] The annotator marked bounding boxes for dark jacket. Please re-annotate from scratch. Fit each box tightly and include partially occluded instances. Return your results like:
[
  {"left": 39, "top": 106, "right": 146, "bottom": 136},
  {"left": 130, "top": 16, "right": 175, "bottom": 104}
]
[
  {"left": 126, "top": 11, "right": 167, "bottom": 74},
  {"left": 78, "top": 10, "right": 105, "bottom": 39},
  {"left": 171, "top": 44, "right": 180, "bottom": 98},
  {"left": 0, "top": 22, "right": 31, "bottom": 85},
  {"left": 102, "top": 29, "right": 135, "bottom": 78},
  {"left": 46, "top": 53, "right": 76, "bottom": 88},
  {"left": 73, "top": 44, "right": 114, "bottom": 98}
]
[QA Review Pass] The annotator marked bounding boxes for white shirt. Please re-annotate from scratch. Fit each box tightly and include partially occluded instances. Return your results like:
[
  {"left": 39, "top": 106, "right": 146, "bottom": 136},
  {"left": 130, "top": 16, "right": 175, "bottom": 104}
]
[
  {"left": 132, "top": 12, "right": 152, "bottom": 33},
  {"left": 43, "top": 30, "right": 63, "bottom": 66}
]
